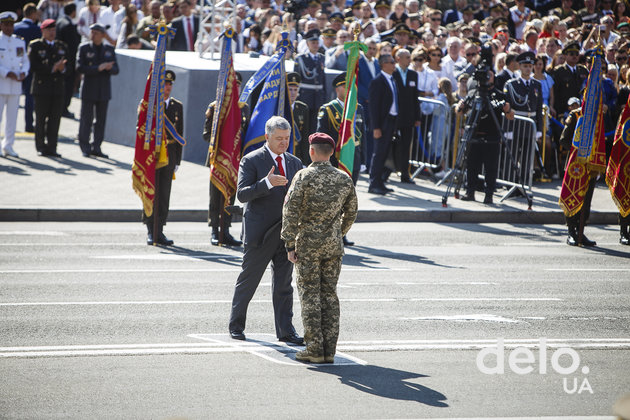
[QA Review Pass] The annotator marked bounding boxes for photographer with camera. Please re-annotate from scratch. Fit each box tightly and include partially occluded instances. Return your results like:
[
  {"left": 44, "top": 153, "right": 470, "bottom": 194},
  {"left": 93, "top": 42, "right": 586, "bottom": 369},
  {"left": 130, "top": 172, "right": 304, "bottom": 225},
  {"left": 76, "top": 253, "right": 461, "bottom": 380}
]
[{"left": 456, "top": 46, "right": 514, "bottom": 204}]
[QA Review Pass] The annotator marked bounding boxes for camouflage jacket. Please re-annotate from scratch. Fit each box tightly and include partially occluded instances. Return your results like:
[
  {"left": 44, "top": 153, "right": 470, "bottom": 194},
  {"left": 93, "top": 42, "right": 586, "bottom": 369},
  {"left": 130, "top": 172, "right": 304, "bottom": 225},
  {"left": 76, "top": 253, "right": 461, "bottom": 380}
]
[{"left": 281, "top": 160, "right": 358, "bottom": 258}]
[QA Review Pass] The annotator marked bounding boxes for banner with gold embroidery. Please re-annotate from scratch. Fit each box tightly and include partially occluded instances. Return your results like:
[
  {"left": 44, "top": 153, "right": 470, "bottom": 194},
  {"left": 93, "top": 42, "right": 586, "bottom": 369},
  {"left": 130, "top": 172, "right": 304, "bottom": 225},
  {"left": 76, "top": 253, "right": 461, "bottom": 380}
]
[
  {"left": 131, "top": 22, "right": 175, "bottom": 217},
  {"left": 606, "top": 95, "right": 630, "bottom": 217}
]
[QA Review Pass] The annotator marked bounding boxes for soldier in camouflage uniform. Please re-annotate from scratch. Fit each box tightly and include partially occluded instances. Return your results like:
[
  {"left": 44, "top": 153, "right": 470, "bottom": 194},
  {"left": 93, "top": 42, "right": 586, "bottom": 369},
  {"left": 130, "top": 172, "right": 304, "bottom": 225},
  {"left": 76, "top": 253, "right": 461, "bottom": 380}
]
[{"left": 281, "top": 132, "right": 358, "bottom": 364}]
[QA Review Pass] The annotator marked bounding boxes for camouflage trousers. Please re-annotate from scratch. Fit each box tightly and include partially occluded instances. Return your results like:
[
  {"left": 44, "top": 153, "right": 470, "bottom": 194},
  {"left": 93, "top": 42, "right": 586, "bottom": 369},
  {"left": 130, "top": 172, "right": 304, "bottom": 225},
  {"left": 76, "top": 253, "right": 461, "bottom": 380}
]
[{"left": 295, "top": 256, "right": 342, "bottom": 358}]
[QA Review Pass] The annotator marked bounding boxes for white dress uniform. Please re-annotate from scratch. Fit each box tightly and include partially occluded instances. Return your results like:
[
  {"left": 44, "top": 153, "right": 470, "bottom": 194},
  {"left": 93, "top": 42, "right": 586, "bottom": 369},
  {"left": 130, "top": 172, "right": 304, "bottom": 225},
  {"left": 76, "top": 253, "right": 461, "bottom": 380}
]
[{"left": 0, "top": 12, "right": 30, "bottom": 157}]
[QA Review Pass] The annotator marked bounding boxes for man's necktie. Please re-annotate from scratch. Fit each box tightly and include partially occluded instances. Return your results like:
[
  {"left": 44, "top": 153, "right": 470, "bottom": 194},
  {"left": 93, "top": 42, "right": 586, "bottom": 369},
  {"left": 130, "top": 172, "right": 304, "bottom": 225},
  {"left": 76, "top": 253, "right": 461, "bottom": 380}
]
[
  {"left": 187, "top": 17, "right": 194, "bottom": 51},
  {"left": 276, "top": 156, "right": 285, "bottom": 176},
  {"left": 391, "top": 77, "right": 398, "bottom": 114}
]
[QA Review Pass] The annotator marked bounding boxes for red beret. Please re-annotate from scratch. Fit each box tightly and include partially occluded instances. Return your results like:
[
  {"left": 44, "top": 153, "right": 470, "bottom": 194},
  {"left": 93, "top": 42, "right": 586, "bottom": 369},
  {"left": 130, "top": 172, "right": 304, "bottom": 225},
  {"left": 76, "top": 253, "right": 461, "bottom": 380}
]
[
  {"left": 41, "top": 19, "right": 56, "bottom": 29},
  {"left": 308, "top": 132, "right": 336, "bottom": 149}
]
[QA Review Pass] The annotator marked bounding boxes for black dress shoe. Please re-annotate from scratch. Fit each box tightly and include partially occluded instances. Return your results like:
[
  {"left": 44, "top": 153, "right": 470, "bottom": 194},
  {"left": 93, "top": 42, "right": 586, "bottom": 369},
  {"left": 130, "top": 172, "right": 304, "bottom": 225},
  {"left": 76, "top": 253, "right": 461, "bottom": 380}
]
[
  {"left": 230, "top": 331, "right": 246, "bottom": 341},
  {"left": 368, "top": 187, "right": 388, "bottom": 195},
  {"left": 91, "top": 151, "right": 109, "bottom": 159},
  {"left": 279, "top": 333, "right": 304, "bottom": 345},
  {"left": 483, "top": 195, "right": 493, "bottom": 204},
  {"left": 146, "top": 233, "right": 154, "bottom": 246},
  {"left": 223, "top": 232, "right": 242, "bottom": 247},
  {"left": 461, "top": 193, "right": 475, "bottom": 201},
  {"left": 157, "top": 232, "right": 174, "bottom": 246},
  {"left": 620, "top": 236, "right": 630, "bottom": 245},
  {"left": 48, "top": 152, "right": 62, "bottom": 158},
  {"left": 211, "top": 230, "right": 220, "bottom": 246},
  {"left": 82, "top": 152, "right": 90, "bottom": 158},
  {"left": 343, "top": 235, "right": 354, "bottom": 246},
  {"left": 62, "top": 110, "right": 75, "bottom": 119},
  {"left": 384, "top": 186, "right": 394, "bottom": 192},
  {"left": 25, "top": 127, "right": 34, "bottom": 133},
  {"left": 581, "top": 234, "right": 596, "bottom": 247}
]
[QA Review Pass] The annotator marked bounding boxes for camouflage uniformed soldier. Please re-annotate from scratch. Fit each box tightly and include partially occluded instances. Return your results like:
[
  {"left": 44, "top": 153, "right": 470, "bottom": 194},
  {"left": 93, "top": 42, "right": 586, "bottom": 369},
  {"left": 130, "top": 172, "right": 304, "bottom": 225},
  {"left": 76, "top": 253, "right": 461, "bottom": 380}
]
[
  {"left": 281, "top": 132, "right": 358, "bottom": 364},
  {"left": 287, "top": 72, "right": 311, "bottom": 165},
  {"left": 293, "top": 29, "right": 327, "bottom": 135},
  {"left": 202, "top": 71, "right": 249, "bottom": 246}
]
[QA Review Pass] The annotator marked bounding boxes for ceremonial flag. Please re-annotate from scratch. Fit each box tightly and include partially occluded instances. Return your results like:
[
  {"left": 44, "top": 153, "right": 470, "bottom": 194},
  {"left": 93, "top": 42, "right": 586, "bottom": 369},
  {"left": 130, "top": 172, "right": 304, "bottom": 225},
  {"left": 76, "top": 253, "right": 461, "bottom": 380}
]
[
  {"left": 132, "top": 22, "right": 175, "bottom": 217},
  {"left": 241, "top": 32, "right": 296, "bottom": 155},
  {"left": 606, "top": 92, "right": 630, "bottom": 217},
  {"left": 336, "top": 34, "right": 367, "bottom": 176},
  {"left": 207, "top": 27, "right": 242, "bottom": 204},
  {"left": 559, "top": 46, "right": 607, "bottom": 217}
]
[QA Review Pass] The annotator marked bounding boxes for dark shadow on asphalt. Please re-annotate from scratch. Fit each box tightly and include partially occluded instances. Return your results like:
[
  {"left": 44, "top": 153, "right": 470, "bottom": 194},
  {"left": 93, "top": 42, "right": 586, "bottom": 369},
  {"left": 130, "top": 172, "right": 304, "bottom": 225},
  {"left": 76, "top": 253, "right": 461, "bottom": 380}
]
[
  {"left": 343, "top": 245, "right": 455, "bottom": 268},
  {"left": 0, "top": 162, "right": 28, "bottom": 175},
  {"left": 310, "top": 364, "right": 449, "bottom": 407},
  {"left": 1, "top": 156, "right": 73, "bottom": 174},
  {"left": 57, "top": 157, "right": 114, "bottom": 174},
  {"left": 161, "top": 245, "right": 242, "bottom": 266},
  {"left": 446, "top": 223, "right": 567, "bottom": 243},
  {"left": 581, "top": 245, "right": 630, "bottom": 258}
]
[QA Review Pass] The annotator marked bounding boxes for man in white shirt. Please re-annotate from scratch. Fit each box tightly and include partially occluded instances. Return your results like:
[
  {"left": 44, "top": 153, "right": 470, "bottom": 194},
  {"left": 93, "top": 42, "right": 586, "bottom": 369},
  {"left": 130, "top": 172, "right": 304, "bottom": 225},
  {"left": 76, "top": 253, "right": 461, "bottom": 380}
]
[
  {"left": 77, "top": 0, "right": 117, "bottom": 45},
  {"left": 441, "top": 36, "right": 466, "bottom": 90}
]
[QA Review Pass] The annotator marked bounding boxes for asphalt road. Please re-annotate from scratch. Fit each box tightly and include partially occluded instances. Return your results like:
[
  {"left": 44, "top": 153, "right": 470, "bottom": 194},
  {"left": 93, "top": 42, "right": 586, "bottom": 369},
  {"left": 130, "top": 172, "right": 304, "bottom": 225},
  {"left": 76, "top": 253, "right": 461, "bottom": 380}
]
[{"left": 0, "top": 221, "right": 629, "bottom": 419}]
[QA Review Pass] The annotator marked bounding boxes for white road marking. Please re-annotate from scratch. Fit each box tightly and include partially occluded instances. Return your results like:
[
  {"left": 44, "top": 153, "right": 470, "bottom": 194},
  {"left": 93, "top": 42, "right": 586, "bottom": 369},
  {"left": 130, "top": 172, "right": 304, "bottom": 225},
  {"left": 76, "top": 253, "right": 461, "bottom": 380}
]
[
  {"left": 0, "top": 231, "right": 66, "bottom": 236},
  {"left": 400, "top": 314, "right": 523, "bottom": 323},
  {"left": 0, "top": 297, "right": 563, "bottom": 307},
  {"left": 421, "top": 417, "right": 614, "bottom": 420},
  {"left": 0, "top": 267, "right": 411, "bottom": 274},
  {"left": 546, "top": 268, "right": 630, "bottom": 272},
  {"left": 1, "top": 338, "right": 628, "bottom": 358}
]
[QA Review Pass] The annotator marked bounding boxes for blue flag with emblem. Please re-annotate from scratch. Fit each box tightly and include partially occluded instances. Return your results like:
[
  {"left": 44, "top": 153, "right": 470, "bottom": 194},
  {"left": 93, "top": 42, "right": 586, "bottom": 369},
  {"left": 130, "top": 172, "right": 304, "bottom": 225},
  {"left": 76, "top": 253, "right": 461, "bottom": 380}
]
[{"left": 241, "top": 32, "right": 296, "bottom": 156}]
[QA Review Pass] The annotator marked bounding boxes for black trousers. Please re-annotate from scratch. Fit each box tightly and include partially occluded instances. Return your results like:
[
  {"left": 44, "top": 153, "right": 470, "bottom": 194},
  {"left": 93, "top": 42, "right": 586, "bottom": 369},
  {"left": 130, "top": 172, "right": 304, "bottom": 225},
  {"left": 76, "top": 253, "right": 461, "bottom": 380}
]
[
  {"left": 34, "top": 93, "right": 63, "bottom": 153},
  {"left": 78, "top": 99, "right": 109, "bottom": 154},
  {"left": 229, "top": 233, "right": 295, "bottom": 338},
  {"left": 369, "top": 115, "right": 397, "bottom": 190},
  {"left": 209, "top": 181, "right": 234, "bottom": 229},
  {"left": 142, "top": 157, "right": 175, "bottom": 230},
  {"left": 63, "top": 68, "right": 76, "bottom": 112},
  {"left": 395, "top": 125, "right": 414, "bottom": 178},
  {"left": 466, "top": 139, "right": 500, "bottom": 196},
  {"left": 22, "top": 75, "right": 34, "bottom": 130},
  {"left": 566, "top": 176, "right": 597, "bottom": 228}
]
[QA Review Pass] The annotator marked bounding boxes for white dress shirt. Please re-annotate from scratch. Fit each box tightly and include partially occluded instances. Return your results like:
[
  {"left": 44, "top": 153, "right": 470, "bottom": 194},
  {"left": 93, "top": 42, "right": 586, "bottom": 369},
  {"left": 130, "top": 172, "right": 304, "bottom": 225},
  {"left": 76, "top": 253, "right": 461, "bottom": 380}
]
[{"left": 264, "top": 144, "right": 286, "bottom": 189}]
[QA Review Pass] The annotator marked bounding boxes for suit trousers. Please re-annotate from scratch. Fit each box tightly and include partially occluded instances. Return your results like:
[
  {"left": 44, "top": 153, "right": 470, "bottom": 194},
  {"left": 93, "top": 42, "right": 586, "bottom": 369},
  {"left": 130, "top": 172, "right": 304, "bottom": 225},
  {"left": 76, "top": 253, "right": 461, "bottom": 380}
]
[
  {"left": 78, "top": 99, "right": 109, "bottom": 154},
  {"left": 63, "top": 68, "right": 76, "bottom": 112},
  {"left": 142, "top": 157, "right": 175, "bottom": 229},
  {"left": 0, "top": 94, "right": 19, "bottom": 150},
  {"left": 369, "top": 115, "right": 397, "bottom": 190},
  {"left": 22, "top": 75, "right": 34, "bottom": 130},
  {"left": 395, "top": 125, "right": 414, "bottom": 178},
  {"left": 466, "top": 139, "right": 500, "bottom": 196},
  {"left": 229, "top": 234, "right": 295, "bottom": 338},
  {"left": 34, "top": 94, "right": 63, "bottom": 153},
  {"left": 208, "top": 181, "right": 233, "bottom": 229}
]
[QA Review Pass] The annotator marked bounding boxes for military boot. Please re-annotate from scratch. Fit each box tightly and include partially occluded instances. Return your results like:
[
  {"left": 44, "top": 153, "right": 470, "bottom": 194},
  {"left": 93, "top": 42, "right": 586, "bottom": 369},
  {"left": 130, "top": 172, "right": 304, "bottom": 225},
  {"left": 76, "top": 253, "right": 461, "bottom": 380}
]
[
  {"left": 295, "top": 349, "right": 324, "bottom": 364},
  {"left": 620, "top": 216, "right": 630, "bottom": 245},
  {"left": 211, "top": 227, "right": 220, "bottom": 246},
  {"left": 146, "top": 224, "right": 154, "bottom": 246}
]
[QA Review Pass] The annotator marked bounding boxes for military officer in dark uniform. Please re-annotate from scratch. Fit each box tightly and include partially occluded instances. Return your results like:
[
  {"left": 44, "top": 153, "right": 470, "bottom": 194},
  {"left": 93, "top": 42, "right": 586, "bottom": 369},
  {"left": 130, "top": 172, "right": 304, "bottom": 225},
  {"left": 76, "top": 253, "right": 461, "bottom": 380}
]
[
  {"left": 551, "top": 41, "right": 589, "bottom": 118},
  {"left": 28, "top": 19, "right": 67, "bottom": 157},
  {"left": 293, "top": 29, "right": 327, "bottom": 135},
  {"left": 287, "top": 72, "right": 311, "bottom": 165},
  {"left": 316, "top": 73, "right": 365, "bottom": 246},
  {"left": 143, "top": 70, "right": 184, "bottom": 246},
  {"left": 76, "top": 23, "right": 119, "bottom": 158},
  {"left": 504, "top": 51, "right": 544, "bottom": 181},
  {"left": 202, "top": 72, "right": 248, "bottom": 247}
]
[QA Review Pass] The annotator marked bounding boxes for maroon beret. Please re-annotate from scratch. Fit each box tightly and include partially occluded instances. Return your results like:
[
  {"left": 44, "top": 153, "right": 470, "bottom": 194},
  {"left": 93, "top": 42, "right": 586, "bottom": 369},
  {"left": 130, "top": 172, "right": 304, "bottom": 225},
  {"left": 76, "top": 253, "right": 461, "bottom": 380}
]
[
  {"left": 40, "top": 19, "right": 56, "bottom": 29},
  {"left": 308, "top": 132, "right": 336, "bottom": 149}
]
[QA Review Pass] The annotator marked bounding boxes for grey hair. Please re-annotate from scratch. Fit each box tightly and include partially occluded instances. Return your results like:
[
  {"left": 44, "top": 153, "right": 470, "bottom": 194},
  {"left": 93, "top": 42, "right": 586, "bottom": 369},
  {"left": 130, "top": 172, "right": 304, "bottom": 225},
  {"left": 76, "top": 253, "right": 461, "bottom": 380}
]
[{"left": 265, "top": 116, "right": 291, "bottom": 135}]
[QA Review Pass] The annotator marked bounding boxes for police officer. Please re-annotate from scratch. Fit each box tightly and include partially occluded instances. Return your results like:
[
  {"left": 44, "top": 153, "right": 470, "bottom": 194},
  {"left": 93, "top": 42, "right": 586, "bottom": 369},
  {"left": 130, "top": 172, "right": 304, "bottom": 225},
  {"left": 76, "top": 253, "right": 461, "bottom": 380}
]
[
  {"left": 458, "top": 70, "right": 514, "bottom": 204},
  {"left": 76, "top": 23, "right": 119, "bottom": 158},
  {"left": 281, "top": 132, "right": 358, "bottom": 364},
  {"left": 287, "top": 72, "right": 311, "bottom": 166},
  {"left": 293, "top": 29, "right": 327, "bottom": 135},
  {"left": 202, "top": 71, "right": 248, "bottom": 247},
  {"left": 143, "top": 70, "right": 184, "bottom": 246},
  {"left": 28, "top": 19, "right": 68, "bottom": 158},
  {"left": 316, "top": 73, "right": 365, "bottom": 246},
  {"left": 504, "top": 51, "right": 544, "bottom": 181},
  {"left": 0, "top": 12, "right": 29, "bottom": 158},
  {"left": 551, "top": 41, "right": 589, "bottom": 118}
]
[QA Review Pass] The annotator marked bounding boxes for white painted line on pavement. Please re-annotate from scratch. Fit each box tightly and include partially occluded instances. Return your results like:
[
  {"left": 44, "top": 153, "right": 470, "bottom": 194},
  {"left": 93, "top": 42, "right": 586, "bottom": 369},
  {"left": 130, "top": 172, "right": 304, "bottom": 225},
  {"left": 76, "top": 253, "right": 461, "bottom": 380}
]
[
  {"left": 0, "top": 267, "right": 411, "bottom": 274},
  {"left": 546, "top": 268, "right": 630, "bottom": 272},
  {"left": 400, "top": 314, "right": 523, "bottom": 323},
  {"left": 0, "top": 297, "right": 563, "bottom": 306},
  {"left": 2, "top": 338, "right": 629, "bottom": 358},
  {"left": 419, "top": 417, "right": 615, "bottom": 420},
  {"left": 0, "top": 231, "right": 66, "bottom": 236}
]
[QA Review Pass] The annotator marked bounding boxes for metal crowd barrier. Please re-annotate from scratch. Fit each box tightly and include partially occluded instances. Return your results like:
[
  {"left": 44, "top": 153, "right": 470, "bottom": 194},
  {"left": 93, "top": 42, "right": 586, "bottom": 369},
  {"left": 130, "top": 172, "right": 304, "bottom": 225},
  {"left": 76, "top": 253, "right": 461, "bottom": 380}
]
[
  {"left": 443, "top": 111, "right": 537, "bottom": 203},
  {"left": 409, "top": 97, "right": 453, "bottom": 180}
]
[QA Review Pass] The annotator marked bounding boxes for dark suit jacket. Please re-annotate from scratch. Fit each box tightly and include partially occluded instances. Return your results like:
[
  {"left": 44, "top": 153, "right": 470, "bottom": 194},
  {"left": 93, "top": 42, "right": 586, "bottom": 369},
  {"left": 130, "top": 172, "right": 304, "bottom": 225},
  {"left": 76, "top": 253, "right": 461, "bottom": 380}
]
[
  {"left": 76, "top": 41, "right": 119, "bottom": 101},
  {"left": 56, "top": 15, "right": 81, "bottom": 67},
  {"left": 14, "top": 19, "right": 41, "bottom": 45},
  {"left": 392, "top": 67, "right": 421, "bottom": 126},
  {"left": 368, "top": 73, "right": 397, "bottom": 132},
  {"left": 169, "top": 15, "right": 199, "bottom": 51},
  {"left": 442, "top": 9, "right": 462, "bottom": 25},
  {"left": 236, "top": 146, "right": 302, "bottom": 247},
  {"left": 494, "top": 69, "right": 515, "bottom": 92},
  {"left": 28, "top": 38, "right": 68, "bottom": 96},
  {"left": 165, "top": 97, "right": 184, "bottom": 166},
  {"left": 358, "top": 56, "right": 380, "bottom": 107}
]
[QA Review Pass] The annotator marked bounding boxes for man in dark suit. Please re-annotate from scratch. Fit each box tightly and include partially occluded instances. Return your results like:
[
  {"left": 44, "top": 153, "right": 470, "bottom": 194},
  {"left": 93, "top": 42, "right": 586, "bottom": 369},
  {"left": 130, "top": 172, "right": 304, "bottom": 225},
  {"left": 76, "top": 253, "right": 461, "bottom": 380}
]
[
  {"left": 294, "top": 29, "right": 327, "bottom": 135},
  {"left": 392, "top": 48, "right": 421, "bottom": 184},
  {"left": 368, "top": 54, "right": 399, "bottom": 195},
  {"left": 358, "top": 39, "right": 379, "bottom": 171},
  {"left": 494, "top": 53, "right": 518, "bottom": 92},
  {"left": 142, "top": 70, "right": 184, "bottom": 246},
  {"left": 14, "top": 3, "right": 41, "bottom": 133},
  {"left": 56, "top": 3, "right": 81, "bottom": 119},
  {"left": 168, "top": 0, "right": 198, "bottom": 51},
  {"left": 228, "top": 116, "right": 303, "bottom": 345},
  {"left": 28, "top": 18, "right": 66, "bottom": 157},
  {"left": 76, "top": 23, "right": 119, "bottom": 158}
]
